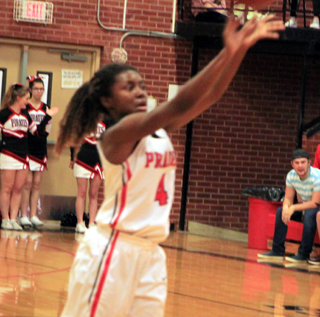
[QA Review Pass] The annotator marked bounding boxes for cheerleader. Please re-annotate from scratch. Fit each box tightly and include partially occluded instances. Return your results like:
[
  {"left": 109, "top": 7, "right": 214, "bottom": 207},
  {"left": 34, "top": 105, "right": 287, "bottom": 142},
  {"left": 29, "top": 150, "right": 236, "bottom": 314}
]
[
  {"left": 0, "top": 84, "right": 58, "bottom": 230},
  {"left": 20, "top": 76, "right": 57, "bottom": 228},
  {"left": 70, "top": 109, "right": 109, "bottom": 233}
]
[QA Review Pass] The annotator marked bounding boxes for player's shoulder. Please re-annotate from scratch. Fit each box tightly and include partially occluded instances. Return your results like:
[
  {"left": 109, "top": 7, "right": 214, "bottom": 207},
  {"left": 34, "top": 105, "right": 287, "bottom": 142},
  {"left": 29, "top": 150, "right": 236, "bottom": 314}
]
[{"left": 152, "top": 128, "right": 168, "bottom": 138}]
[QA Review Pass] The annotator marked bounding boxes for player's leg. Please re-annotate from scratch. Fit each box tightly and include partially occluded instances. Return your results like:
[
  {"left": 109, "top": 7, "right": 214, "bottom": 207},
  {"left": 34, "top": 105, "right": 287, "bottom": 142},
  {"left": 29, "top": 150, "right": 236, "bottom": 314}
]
[
  {"left": 60, "top": 227, "right": 107, "bottom": 317},
  {"left": 89, "top": 230, "right": 160, "bottom": 316},
  {"left": 61, "top": 227, "right": 138, "bottom": 317},
  {"left": 129, "top": 245, "right": 167, "bottom": 317}
]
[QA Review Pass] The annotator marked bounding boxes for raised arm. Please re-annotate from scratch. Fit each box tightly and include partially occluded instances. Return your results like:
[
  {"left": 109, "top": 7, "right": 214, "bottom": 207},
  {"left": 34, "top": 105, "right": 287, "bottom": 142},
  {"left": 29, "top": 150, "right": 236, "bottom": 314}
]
[
  {"left": 100, "top": 15, "right": 284, "bottom": 164},
  {"left": 163, "top": 14, "right": 284, "bottom": 131}
]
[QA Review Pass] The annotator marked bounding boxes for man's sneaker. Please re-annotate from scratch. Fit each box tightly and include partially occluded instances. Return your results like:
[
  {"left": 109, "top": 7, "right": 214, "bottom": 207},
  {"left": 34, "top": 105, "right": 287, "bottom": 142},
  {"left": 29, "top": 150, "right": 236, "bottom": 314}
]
[
  {"left": 20, "top": 216, "right": 32, "bottom": 228},
  {"left": 257, "top": 250, "right": 284, "bottom": 260},
  {"left": 1, "top": 219, "right": 13, "bottom": 230},
  {"left": 89, "top": 223, "right": 96, "bottom": 229},
  {"left": 11, "top": 219, "right": 23, "bottom": 231},
  {"left": 308, "top": 254, "right": 320, "bottom": 265},
  {"left": 285, "top": 18, "right": 297, "bottom": 28},
  {"left": 31, "top": 216, "right": 44, "bottom": 227},
  {"left": 310, "top": 18, "right": 320, "bottom": 29},
  {"left": 75, "top": 222, "right": 87, "bottom": 234},
  {"left": 285, "top": 254, "right": 307, "bottom": 263}
]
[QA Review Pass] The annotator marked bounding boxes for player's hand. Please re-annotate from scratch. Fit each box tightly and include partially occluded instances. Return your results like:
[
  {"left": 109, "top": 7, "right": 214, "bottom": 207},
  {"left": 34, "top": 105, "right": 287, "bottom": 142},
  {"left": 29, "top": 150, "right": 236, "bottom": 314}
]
[
  {"left": 223, "top": 14, "right": 285, "bottom": 54},
  {"left": 282, "top": 206, "right": 294, "bottom": 225},
  {"left": 69, "top": 161, "right": 74, "bottom": 169},
  {"left": 47, "top": 107, "right": 59, "bottom": 117},
  {"left": 242, "top": 14, "right": 285, "bottom": 47}
]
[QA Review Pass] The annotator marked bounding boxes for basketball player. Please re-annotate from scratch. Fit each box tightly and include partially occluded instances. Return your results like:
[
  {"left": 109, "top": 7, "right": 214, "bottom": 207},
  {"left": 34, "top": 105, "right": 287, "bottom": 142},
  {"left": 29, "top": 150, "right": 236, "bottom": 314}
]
[
  {"left": 55, "top": 15, "right": 285, "bottom": 317},
  {"left": 20, "top": 76, "right": 58, "bottom": 228},
  {"left": 0, "top": 84, "right": 58, "bottom": 231}
]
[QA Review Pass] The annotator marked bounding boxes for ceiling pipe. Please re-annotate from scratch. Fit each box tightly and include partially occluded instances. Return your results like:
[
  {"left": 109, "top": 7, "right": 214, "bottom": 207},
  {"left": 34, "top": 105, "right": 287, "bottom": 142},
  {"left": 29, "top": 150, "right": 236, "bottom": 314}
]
[{"left": 97, "top": 0, "right": 181, "bottom": 43}]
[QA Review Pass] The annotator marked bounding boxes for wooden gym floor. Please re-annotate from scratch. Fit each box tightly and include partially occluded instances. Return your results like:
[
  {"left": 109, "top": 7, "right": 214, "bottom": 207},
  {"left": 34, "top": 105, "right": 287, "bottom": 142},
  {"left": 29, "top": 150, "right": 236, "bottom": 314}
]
[{"left": 0, "top": 225, "right": 320, "bottom": 317}]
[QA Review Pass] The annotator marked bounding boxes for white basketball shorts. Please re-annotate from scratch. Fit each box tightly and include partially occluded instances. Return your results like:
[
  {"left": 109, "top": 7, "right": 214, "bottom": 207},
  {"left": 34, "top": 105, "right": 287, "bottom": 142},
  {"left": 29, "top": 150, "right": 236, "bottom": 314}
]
[{"left": 61, "top": 225, "right": 167, "bottom": 317}]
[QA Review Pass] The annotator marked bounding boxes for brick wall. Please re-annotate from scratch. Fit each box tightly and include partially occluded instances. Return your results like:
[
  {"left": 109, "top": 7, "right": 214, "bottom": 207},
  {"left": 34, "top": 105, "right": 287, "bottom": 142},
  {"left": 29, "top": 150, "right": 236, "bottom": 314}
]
[
  {"left": 190, "top": 49, "right": 320, "bottom": 231},
  {"left": 1, "top": 0, "right": 320, "bottom": 233}
]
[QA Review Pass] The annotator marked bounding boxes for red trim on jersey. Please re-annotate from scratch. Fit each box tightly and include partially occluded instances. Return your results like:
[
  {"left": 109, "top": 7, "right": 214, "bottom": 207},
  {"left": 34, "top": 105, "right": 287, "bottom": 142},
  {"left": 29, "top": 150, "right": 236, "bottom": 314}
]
[
  {"left": 9, "top": 107, "right": 22, "bottom": 115},
  {"left": 90, "top": 230, "right": 119, "bottom": 317},
  {"left": 27, "top": 102, "right": 45, "bottom": 112},
  {"left": 125, "top": 160, "right": 132, "bottom": 180},
  {"left": 1, "top": 150, "right": 29, "bottom": 168},
  {"left": 110, "top": 161, "right": 132, "bottom": 229},
  {"left": 75, "top": 160, "right": 104, "bottom": 179},
  {"left": 84, "top": 137, "right": 98, "bottom": 145},
  {"left": 2, "top": 129, "right": 27, "bottom": 138},
  {"left": 1, "top": 110, "right": 30, "bottom": 138},
  {"left": 29, "top": 155, "right": 47, "bottom": 170}
]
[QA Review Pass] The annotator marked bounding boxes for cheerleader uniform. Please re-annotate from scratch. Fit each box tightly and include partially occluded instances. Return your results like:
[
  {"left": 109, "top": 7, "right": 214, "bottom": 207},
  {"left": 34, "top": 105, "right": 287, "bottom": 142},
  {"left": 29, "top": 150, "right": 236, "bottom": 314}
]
[
  {"left": 61, "top": 129, "right": 177, "bottom": 317},
  {"left": 26, "top": 102, "right": 52, "bottom": 171},
  {"left": 0, "top": 107, "right": 51, "bottom": 170},
  {"left": 73, "top": 120, "right": 108, "bottom": 180}
]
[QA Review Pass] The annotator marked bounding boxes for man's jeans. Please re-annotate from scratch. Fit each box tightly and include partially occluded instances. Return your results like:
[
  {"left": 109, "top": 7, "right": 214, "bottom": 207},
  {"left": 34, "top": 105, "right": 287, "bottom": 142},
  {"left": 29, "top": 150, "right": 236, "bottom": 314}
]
[{"left": 272, "top": 206, "right": 319, "bottom": 257}]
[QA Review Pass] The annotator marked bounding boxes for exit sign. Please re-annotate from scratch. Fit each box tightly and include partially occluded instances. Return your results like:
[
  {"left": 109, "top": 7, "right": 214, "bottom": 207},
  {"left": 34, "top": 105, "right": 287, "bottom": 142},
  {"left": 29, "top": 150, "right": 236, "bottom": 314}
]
[{"left": 14, "top": 0, "right": 53, "bottom": 24}]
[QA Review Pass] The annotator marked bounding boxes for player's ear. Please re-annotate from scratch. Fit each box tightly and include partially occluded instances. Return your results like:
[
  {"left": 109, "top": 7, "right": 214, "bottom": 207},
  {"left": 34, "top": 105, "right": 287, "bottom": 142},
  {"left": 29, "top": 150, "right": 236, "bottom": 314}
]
[{"left": 100, "top": 97, "right": 112, "bottom": 110}]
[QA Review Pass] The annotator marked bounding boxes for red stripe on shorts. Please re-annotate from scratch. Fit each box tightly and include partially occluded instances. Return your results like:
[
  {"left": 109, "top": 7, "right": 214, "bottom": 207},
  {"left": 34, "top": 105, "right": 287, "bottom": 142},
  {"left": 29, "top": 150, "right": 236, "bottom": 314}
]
[
  {"left": 90, "top": 230, "right": 120, "bottom": 317},
  {"left": 110, "top": 161, "right": 132, "bottom": 228}
]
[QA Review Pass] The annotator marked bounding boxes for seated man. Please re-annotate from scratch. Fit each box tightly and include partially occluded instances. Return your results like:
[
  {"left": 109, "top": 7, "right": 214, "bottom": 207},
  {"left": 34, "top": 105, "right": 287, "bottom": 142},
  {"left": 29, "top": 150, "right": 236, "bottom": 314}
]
[
  {"left": 192, "top": 0, "right": 228, "bottom": 23},
  {"left": 258, "top": 149, "right": 320, "bottom": 262}
]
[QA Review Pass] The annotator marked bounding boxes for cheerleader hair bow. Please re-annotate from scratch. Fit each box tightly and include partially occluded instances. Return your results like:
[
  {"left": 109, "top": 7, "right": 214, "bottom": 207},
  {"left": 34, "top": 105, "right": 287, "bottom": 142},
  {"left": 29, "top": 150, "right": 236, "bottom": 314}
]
[
  {"left": 12, "top": 83, "right": 24, "bottom": 90},
  {"left": 26, "top": 76, "right": 43, "bottom": 82}
]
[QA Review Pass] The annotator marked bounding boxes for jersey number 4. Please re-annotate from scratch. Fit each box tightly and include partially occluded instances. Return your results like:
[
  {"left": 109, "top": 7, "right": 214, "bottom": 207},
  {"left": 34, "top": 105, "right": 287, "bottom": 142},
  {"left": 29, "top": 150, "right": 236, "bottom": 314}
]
[{"left": 155, "top": 174, "right": 168, "bottom": 206}]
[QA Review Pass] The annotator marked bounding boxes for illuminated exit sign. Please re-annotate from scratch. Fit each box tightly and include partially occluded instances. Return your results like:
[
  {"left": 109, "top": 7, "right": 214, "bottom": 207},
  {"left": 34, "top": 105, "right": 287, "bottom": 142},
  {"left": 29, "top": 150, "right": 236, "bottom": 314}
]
[{"left": 14, "top": 0, "right": 53, "bottom": 24}]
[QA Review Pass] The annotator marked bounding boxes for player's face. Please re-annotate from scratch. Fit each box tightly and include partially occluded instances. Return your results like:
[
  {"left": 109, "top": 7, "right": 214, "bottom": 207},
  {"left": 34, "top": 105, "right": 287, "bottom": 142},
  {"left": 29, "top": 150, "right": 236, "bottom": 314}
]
[
  {"left": 291, "top": 158, "right": 310, "bottom": 180},
  {"left": 101, "top": 70, "right": 148, "bottom": 121},
  {"left": 16, "top": 92, "right": 30, "bottom": 110},
  {"left": 31, "top": 83, "right": 44, "bottom": 101}
]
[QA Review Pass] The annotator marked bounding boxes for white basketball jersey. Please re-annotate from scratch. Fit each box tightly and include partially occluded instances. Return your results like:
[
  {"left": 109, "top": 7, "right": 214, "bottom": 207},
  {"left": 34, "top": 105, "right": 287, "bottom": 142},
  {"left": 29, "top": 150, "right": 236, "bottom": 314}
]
[{"left": 96, "top": 129, "right": 176, "bottom": 243}]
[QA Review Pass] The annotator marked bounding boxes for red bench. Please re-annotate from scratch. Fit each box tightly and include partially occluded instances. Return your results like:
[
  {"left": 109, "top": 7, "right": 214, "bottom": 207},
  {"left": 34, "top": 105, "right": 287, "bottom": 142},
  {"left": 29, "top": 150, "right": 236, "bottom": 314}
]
[{"left": 247, "top": 197, "right": 320, "bottom": 250}]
